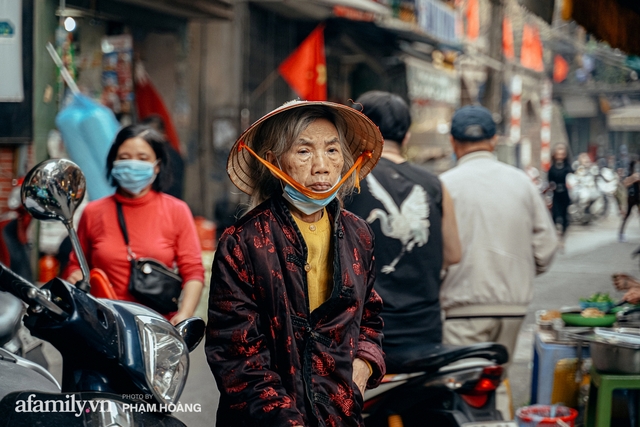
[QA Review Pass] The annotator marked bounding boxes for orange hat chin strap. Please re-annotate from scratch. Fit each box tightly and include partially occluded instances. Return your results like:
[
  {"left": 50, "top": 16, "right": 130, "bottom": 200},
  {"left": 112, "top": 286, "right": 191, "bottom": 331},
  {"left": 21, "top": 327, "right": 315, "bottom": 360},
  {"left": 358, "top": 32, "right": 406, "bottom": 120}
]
[{"left": 238, "top": 140, "right": 372, "bottom": 200}]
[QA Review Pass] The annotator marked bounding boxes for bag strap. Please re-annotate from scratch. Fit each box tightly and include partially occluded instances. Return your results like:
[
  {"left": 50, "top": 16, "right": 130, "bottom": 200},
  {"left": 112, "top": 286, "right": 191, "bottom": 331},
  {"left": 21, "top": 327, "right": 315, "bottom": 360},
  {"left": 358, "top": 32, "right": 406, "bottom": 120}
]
[{"left": 116, "top": 201, "right": 136, "bottom": 260}]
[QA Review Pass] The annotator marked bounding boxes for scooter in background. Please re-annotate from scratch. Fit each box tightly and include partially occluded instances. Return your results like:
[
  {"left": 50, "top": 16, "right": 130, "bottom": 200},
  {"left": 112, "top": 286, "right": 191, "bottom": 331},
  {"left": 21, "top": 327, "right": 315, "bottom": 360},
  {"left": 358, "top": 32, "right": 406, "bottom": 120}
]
[
  {"left": 362, "top": 342, "right": 514, "bottom": 427},
  {"left": 567, "top": 165, "right": 613, "bottom": 225},
  {"left": 0, "top": 159, "right": 205, "bottom": 427}
]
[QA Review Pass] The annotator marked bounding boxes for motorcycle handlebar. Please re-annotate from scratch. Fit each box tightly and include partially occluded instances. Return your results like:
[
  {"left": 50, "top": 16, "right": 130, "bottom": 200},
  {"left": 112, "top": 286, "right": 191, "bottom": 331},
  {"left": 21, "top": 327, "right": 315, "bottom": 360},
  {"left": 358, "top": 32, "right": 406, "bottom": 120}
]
[{"left": 0, "top": 262, "right": 69, "bottom": 319}]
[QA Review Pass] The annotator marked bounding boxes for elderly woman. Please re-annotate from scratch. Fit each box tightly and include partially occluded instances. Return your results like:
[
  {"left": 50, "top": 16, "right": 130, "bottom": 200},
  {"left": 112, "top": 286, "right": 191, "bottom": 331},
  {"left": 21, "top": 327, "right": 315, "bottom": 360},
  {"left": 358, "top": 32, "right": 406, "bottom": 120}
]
[{"left": 206, "top": 101, "right": 385, "bottom": 427}]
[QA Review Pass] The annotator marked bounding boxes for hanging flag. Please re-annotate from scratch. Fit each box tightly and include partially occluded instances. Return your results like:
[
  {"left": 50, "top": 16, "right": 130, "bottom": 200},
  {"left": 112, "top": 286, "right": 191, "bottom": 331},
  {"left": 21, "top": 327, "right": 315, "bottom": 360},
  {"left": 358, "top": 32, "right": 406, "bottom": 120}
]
[
  {"left": 278, "top": 24, "right": 327, "bottom": 101},
  {"left": 553, "top": 54, "right": 569, "bottom": 83},
  {"left": 134, "top": 62, "right": 182, "bottom": 153},
  {"left": 466, "top": 0, "right": 480, "bottom": 40},
  {"left": 521, "top": 24, "right": 544, "bottom": 72},
  {"left": 503, "top": 17, "right": 515, "bottom": 60}
]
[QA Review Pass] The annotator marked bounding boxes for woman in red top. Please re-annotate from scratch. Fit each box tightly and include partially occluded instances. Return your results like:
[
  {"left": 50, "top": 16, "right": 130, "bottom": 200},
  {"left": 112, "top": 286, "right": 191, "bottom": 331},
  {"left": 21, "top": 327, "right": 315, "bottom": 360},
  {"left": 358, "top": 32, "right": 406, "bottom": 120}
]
[{"left": 66, "top": 124, "right": 204, "bottom": 325}]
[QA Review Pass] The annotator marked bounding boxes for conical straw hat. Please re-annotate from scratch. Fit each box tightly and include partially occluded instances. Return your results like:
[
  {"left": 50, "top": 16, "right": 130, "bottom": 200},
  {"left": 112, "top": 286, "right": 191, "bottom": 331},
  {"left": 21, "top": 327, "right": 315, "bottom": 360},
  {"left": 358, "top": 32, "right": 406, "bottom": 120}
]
[{"left": 227, "top": 100, "right": 384, "bottom": 195}]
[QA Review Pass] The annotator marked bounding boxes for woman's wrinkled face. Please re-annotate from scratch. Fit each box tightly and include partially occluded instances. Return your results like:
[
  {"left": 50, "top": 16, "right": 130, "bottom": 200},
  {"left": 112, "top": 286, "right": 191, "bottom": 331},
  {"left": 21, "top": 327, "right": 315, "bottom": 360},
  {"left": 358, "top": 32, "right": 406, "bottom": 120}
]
[{"left": 279, "top": 118, "right": 344, "bottom": 192}]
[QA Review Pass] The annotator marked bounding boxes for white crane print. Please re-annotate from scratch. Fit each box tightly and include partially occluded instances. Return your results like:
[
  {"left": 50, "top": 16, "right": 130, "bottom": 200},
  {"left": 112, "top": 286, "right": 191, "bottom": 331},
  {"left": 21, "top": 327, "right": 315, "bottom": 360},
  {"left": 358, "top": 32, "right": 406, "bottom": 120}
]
[{"left": 365, "top": 173, "right": 430, "bottom": 274}]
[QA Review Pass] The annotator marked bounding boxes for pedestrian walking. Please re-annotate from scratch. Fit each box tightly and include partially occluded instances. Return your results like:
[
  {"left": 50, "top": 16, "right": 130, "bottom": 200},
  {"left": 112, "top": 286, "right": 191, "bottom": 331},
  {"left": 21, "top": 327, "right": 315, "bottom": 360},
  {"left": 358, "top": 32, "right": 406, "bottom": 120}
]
[
  {"left": 205, "top": 101, "right": 386, "bottom": 427},
  {"left": 65, "top": 124, "right": 205, "bottom": 325},
  {"left": 547, "top": 143, "right": 573, "bottom": 249},
  {"left": 615, "top": 167, "right": 628, "bottom": 217},
  {"left": 619, "top": 160, "right": 640, "bottom": 242},
  {"left": 344, "top": 91, "right": 461, "bottom": 372},
  {"left": 439, "top": 105, "right": 558, "bottom": 418}
]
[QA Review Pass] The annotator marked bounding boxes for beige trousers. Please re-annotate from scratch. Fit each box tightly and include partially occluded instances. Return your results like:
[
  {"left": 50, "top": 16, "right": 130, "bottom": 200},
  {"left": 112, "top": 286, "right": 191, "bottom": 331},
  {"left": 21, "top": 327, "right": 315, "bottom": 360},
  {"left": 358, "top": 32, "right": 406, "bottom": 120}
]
[{"left": 442, "top": 316, "right": 525, "bottom": 420}]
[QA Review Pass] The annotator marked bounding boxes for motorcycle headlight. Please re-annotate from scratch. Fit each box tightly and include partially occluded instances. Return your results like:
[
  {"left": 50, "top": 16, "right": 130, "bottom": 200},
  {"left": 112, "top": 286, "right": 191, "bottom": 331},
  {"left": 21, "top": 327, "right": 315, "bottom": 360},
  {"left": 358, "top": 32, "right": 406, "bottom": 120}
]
[{"left": 135, "top": 316, "right": 189, "bottom": 405}]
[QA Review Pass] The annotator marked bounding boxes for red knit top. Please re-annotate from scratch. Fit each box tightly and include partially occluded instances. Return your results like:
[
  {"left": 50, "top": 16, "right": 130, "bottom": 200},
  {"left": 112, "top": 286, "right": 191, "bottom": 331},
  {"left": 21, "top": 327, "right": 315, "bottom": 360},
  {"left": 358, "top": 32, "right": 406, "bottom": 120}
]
[{"left": 66, "top": 190, "right": 205, "bottom": 304}]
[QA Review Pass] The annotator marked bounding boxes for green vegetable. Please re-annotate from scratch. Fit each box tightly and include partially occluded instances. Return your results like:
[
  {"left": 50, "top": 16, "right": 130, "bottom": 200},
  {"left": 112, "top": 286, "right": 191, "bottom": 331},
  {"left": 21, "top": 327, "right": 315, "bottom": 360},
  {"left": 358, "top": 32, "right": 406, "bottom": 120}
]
[{"left": 580, "top": 292, "right": 614, "bottom": 303}]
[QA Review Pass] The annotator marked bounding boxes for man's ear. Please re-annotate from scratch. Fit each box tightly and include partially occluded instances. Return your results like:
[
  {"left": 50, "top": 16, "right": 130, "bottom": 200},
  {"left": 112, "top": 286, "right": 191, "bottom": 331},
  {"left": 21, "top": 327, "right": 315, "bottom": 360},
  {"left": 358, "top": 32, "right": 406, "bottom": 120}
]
[
  {"left": 489, "top": 135, "right": 498, "bottom": 149},
  {"left": 449, "top": 136, "right": 461, "bottom": 159},
  {"left": 401, "top": 131, "right": 411, "bottom": 148}
]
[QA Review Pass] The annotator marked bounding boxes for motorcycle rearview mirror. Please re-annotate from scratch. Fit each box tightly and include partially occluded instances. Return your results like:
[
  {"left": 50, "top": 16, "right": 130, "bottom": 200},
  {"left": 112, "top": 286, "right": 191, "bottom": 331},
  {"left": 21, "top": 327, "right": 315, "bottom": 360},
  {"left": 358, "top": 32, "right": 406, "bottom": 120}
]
[
  {"left": 175, "top": 317, "right": 206, "bottom": 352},
  {"left": 21, "top": 159, "right": 91, "bottom": 292}
]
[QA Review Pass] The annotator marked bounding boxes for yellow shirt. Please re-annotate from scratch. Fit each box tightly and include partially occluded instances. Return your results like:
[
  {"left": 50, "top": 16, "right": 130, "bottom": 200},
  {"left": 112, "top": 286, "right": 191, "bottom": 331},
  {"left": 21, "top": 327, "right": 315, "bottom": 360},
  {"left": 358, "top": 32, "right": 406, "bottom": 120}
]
[{"left": 292, "top": 210, "right": 333, "bottom": 311}]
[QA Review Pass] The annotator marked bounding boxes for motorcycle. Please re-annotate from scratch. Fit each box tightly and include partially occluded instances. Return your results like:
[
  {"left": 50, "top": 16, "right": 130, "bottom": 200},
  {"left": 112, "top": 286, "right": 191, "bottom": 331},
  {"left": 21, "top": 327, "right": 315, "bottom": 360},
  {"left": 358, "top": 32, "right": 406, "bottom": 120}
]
[
  {"left": 0, "top": 159, "right": 205, "bottom": 427},
  {"left": 362, "top": 342, "right": 514, "bottom": 427},
  {"left": 566, "top": 165, "right": 617, "bottom": 225},
  {"left": 0, "top": 290, "right": 51, "bottom": 370}
]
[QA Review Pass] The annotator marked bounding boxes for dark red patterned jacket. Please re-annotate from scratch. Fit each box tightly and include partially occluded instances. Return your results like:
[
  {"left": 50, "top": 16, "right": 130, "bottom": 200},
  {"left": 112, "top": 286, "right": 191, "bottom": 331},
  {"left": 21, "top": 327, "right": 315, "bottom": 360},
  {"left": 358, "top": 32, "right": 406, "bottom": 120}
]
[{"left": 205, "top": 195, "right": 385, "bottom": 426}]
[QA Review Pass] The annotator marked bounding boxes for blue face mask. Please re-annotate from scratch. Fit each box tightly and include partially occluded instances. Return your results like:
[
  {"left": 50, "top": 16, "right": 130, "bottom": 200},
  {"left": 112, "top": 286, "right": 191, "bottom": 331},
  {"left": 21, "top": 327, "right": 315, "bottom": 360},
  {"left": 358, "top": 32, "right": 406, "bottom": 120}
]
[
  {"left": 282, "top": 182, "right": 339, "bottom": 215},
  {"left": 111, "top": 159, "right": 158, "bottom": 195}
]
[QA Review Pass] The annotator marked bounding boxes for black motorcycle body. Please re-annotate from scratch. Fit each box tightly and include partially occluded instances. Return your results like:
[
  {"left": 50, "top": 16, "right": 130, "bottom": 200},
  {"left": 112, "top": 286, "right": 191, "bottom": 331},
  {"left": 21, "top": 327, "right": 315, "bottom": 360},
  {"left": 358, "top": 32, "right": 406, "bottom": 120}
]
[
  {"left": 0, "top": 265, "right": 203, "bottom": 426},
  {"left": 363, "top": 342, "right": 516, "bottom": 427},
  {"left": 0, "top": 159, "right": 205, "bottom": 426}
]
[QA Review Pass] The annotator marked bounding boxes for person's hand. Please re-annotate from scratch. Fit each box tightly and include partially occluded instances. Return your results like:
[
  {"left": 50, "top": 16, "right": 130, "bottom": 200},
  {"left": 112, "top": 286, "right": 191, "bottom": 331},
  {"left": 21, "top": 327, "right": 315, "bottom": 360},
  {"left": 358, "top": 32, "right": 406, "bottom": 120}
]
[
  {"left": 624, "top": 288, "right": 640, "bottom": 305},
  {"left": 169, "top": 310, "right": 192, "bottom": 326},
  {"left": 352, "top": 358, "right": 371, "bottom": 396},
  {"left": 612, "top": 273, "right": 640, "bottom": 291},
  {"left": 66, "top": 270, "right": 83, "bottom": 285}
]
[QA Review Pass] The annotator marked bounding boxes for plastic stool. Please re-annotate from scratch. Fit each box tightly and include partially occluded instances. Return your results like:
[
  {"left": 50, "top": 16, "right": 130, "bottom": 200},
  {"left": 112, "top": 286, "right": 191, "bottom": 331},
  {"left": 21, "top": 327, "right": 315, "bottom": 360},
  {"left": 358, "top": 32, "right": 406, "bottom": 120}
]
[
  {"left": 585, "top": 367, "right": 640, "bottom": 427},
  {"left": 531, "top": 333, "right": 590, "bottom": 404}
]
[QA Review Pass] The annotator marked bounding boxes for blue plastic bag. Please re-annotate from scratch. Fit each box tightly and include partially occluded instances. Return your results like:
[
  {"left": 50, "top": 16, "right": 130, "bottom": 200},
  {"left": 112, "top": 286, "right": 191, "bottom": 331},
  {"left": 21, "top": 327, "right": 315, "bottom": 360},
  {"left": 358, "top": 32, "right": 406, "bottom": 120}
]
[{"left": 56, "top": 94, "right": 119, "bottom": 201}]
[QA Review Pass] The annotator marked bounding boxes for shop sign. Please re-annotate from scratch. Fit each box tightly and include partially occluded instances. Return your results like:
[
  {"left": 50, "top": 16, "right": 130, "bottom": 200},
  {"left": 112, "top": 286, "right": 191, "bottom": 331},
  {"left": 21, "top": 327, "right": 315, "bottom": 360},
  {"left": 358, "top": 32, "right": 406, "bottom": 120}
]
[
  {"left": 405, "top": 57, "right": 459, "bottom": 106},
  {"left": 0, "top": 0, "right": 23, "bottom": 102},
  {"left": 415, "top": 0, "right": 458, "bottom": 44}
]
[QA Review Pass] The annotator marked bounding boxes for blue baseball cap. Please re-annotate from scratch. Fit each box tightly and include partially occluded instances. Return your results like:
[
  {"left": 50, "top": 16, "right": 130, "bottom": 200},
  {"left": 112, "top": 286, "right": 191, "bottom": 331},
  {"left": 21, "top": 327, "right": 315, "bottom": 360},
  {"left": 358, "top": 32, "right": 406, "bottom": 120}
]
[{"left": 450, "top": 105, "right": 496, "bottom": 142}]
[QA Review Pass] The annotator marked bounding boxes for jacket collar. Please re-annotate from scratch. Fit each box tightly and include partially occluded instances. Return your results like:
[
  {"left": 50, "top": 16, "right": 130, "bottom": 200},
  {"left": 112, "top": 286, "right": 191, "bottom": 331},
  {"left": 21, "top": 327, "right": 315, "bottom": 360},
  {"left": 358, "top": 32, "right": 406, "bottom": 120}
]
[
  {"left": 456, "top": 150, "right": 496, "bottom": 166},
  {"left": 271, "top": 193, "right": 342, "bottom": 235}
]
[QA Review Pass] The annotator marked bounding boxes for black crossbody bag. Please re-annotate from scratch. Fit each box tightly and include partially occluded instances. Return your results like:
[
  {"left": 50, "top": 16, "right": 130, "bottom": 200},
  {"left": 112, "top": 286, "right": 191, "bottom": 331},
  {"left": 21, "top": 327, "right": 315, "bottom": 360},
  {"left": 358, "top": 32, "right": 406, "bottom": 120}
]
[{"left": 116, "top": 201, "right": 182, "bottom": 314}]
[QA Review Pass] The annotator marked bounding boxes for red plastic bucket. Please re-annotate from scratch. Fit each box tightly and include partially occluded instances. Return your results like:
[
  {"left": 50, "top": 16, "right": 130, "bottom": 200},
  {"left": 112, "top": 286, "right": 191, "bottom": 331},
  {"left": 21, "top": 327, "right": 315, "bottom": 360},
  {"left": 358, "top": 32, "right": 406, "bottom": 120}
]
[{"left": 516, "top": 404, "right": 578, "bottom": 427}]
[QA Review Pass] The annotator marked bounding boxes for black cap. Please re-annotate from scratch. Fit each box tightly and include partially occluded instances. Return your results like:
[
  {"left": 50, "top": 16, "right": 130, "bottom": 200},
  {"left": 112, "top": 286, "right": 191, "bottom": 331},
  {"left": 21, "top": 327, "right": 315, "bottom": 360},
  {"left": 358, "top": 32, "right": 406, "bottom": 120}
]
[{"left": 451, "top": 105, "right": 496, "bottom": 142}]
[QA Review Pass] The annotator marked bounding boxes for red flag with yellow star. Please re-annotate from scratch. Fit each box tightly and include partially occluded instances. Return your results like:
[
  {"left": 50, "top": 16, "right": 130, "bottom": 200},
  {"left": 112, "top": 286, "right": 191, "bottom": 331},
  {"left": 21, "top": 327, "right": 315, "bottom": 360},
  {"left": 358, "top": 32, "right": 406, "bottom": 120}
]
[{"left": 278, "top": 24, "right": 327, "bottom": 101}]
